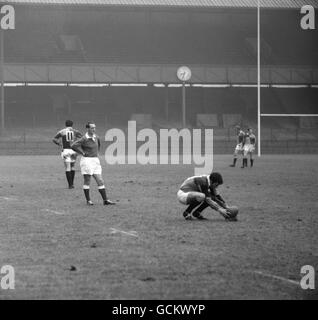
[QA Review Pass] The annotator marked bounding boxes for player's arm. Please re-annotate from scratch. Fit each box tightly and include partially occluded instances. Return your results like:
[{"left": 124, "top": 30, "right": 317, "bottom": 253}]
[
  {"left": 205, "top": 197, "right": 230, "bottom": 218},
  {"left": 74, "top": 130, "right": 83, "bottom": 139},
  {"left": 215, "top": 194, "right": 228, "bottom": 209},
  {"left": 97, "top": 137, "right": 101, "bottom": 152},
  {"left": 71, "top": 137, "right": 85, "bottom": 156},
  {"left": 209, "top": 186, "right": 228, "bottom": 209},
  {"left": 52, "top": 132, "right": 62, "bottom": 147}
]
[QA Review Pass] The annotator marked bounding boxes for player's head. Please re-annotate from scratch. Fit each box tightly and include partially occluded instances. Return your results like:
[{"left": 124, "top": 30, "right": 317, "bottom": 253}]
[
  {"left": 65, "top": 120, "right": 73, "bottom": 127},
  {"left": 235, "top": 125, "right": 241, "bottom": 134},
  {"left": 86, "top": 122, "right": 96, "bottom": 134},
  {"left": 247, "top": 128, "right": 253, "bottom": 133},
  {"left": 209, "top": 172, "right": 223, "bottom": 188}
]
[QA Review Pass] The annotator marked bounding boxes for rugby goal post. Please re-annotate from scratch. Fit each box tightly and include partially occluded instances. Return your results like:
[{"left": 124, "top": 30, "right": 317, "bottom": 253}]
[{"left": 256, "top": 0, "right": 318, "bottom": 156}]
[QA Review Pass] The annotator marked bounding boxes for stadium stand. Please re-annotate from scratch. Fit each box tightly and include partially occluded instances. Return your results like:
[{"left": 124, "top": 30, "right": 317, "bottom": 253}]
[
  {"left": 3, "top": 5, "right": 317, "bottom": 65},
  {"left": 0, "top": 0, "right": 317, "bottom": 154}
]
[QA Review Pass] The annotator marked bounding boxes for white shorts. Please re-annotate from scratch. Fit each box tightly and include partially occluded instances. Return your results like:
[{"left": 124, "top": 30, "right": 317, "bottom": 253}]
[
  {"left": 234, "top": 143, "right": 243, "bottom": 154},
  {"left": 80, "top": 157, "right": 102, "bottom": 175},
  {"left": 177, "top": 190, "right": 205, "bottom": 205},
  {"left": 243, "top": 144, "right": 255, "bottom": 155},
  {"left": 61, "top": 149, "right": 77, "bottom": 163}
]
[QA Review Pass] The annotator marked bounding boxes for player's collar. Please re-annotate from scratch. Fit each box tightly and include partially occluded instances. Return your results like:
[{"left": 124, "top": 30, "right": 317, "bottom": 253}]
[{"left": 85, "top": 133, "right": 97, "bottom": 141}]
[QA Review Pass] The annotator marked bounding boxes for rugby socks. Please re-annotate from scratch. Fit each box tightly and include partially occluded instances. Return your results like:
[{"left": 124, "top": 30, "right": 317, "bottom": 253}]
[
  {"left": 83, "top": 185, "right": 90, "bottom": 202},
  {"left": 193, "top": 201, "right": 209, "bottom": 215},
  {"left": 185, "top": 200, "right": 201, "bottom": 214},
  {"left": 65, "top": 171, "right": 72, "bottom": 187},
  {"left": 98, "top": 185, "right": 107, "bottom": 201},
  {"left": 242, "top": 158, "right": 248, "bottom": 168},
  {"left": 250, "top": 159, "right": 254, "bottom": 167},
  {"left": 70, "top": 170, "right": 75, "bottom": 185},
  {"left": 232, "top": 158, "right": 237, "bottom": 166}
]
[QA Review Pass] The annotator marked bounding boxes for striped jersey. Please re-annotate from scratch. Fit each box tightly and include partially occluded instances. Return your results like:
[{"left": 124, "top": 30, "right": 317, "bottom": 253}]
[
  {"left": 54, "top": 127, "right": 82, "bottom": 149},
  {"left": 180, "top": 175, "right": 218, "bottom": 197}
]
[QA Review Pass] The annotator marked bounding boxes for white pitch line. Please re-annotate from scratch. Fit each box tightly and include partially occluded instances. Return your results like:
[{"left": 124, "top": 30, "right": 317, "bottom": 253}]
[
  {"left": 254, "top": 271, "right": 300, "bottom": 286},
  {"left": 43, "top": 209, "right": 65, "bottom": 215},
  {"left": 0, "top": 196, "right": 17, "bottom": 201},
  {"left": 110, "top": 228, "right": 138, "bottom": 237}
]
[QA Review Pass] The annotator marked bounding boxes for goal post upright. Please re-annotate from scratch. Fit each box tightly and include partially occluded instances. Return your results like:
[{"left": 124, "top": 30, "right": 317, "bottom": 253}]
[{"left": 257, "top": 0, "right": 261, "bottom": 157}]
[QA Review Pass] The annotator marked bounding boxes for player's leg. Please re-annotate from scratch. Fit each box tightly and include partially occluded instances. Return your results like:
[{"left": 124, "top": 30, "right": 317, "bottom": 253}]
[
  {"left": 70, "top": 162, "right": 75, "bottom": 187},
  {"left": 178, "top": 192, "right": 205, "bottom": 220},
  {"left": 230, "top": 146, "right": 239, "bottom": 167},
  {"left": 192, "top": 201, "right": 209, "bottom": 220},
  {"left": 83, "top": 174, "right": 93, "bottom": 205},
  {"left": 64, "top": 160, "right": 73, "bottom": 188},
  {"left": 70, "top": 153, "right": 77, "bottom": 187},
  {"left": 249, "top": 148, "right": 254, "bottom": 167},
  {"left": 92, "top": 174, "right": 115, "bottom": 205},
  {"left": 242, "top": 147, "right": 248, "bottom": 168}
]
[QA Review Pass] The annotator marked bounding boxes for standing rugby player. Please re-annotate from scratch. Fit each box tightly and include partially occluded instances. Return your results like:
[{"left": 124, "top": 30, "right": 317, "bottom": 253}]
[
  {"left": 230, "top": 125, "right": 245, "bottom": 167},
  {"left": 242, "top": 128, "right": 256, "bottom": 168},
  {"left": 71, "top": 122, "right": 115, "bottom": 206},
  {"left": 53, "top": 120, "right": 82, "bottom": 189}
]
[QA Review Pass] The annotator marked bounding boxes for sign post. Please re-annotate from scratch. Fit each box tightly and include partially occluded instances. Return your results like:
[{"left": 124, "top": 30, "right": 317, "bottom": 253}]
[{"left": 177, "top": 66, "right": 192, "bottom": 128}]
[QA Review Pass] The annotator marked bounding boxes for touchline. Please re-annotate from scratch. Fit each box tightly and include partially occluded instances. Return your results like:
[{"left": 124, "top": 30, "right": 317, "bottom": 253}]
[{"left": 104, "top": 121, "right": 213, "bottom": 175}]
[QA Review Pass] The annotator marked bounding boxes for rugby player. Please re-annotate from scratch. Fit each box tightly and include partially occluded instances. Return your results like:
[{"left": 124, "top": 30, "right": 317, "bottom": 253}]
[
  {"left": 242, "top": 128, "right": 256, "bottom": 168},
  {"left": 177, "top": 172, "right": 237, "bottom": 221},
  {"left": 230, "top": 125, "right": 245, "bottom": 167},
  {"left": 71, "top": 122, "right": 115, "bottom": 206},
  {"left": 53, "top": 120, "right": 82, "bottom": 189}
]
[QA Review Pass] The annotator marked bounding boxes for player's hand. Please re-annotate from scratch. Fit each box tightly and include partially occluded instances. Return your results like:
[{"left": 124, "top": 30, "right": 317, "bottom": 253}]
[{"left": 218, "top": 208, "right": 230, "bottom": 219}]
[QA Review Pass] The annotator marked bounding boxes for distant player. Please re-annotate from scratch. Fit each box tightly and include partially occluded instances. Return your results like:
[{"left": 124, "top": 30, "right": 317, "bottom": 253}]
[
  {"left": 71, "top": 122, "right": 115, "bottom": 206},
  {"left": 177, "top": 172, "right": 238, "bottom": 221},
  {"left": 242, "top": 128, "right": 256, "bottom": 168},
  {"left": 53, "top": 120, "right": 82, "bottom": 189},
  {"left": 230, "top": 125, "right": 245, "bottom": 167}
]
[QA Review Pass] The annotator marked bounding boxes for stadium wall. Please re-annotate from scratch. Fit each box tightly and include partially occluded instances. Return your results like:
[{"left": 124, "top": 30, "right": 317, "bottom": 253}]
[{"left": 0, "top": 140, "right": 318, "bottom": 155}]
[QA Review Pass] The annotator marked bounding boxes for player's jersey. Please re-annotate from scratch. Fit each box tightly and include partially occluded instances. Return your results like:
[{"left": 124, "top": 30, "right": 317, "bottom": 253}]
[
  {"left": 245, "top": 133, "right": 256, "bottom": 145},
  {"left": 54, "top": 127, "right": 82, "bottom": 149},
  {"left": 244, "top": 133, "right": 251, "bottom": 145},
  {"left": 237, "top": 130, "right": 245, "bottom": 145},
  {"left": 249, "top": 133, "right": 256, "bottom": 145},
  {"left": 71, "top": 133, "right": 101, "bottom": 157},
  {"left": 180, "top": 175, "right": 211, "bottom": 197}
]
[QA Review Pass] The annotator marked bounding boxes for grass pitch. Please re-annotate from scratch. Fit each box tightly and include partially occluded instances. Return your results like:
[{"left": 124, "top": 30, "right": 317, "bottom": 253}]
[{"left": 0, "top": 155, "right": 317, "bottom": 299}]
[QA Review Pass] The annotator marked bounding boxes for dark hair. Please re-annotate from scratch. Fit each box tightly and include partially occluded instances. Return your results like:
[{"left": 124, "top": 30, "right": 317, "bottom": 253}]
[
  {"left": 65, "top": 120, "right": 73, "bottom": 127},
  {"left": 209, "top": 172, "right": 223, "bottom": 185},
  {"left": 85, "top": 122, "right": 95, "bottom": 129}
]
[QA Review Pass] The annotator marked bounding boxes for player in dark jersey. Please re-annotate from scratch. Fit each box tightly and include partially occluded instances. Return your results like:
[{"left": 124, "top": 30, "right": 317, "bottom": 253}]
[
  {"left": 53, "top": 120, "right": 82, "bottom": 189},
  {"left": 242, "top": 128, "right": 256, "bottom": 168},
  {"left": 230, "top": 125, "right": 245, "bottom": 167},
  {"left": 177, "top": 172, "right": 237, "bottom": 221},
  {"left": 71, "top": 122, "right": 115, "bottom": 206}
]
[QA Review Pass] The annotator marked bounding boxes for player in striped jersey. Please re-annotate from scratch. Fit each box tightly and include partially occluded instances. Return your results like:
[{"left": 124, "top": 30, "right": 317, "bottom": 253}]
[
  {"left": 230, "top": 126, "right": 245, "bottom": 167},
  {"left": 53, "top": 120, "right": 82, "bottom": 189},
  {"left": 242, "top": 128, "right": 256, "bottom": 168}
]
